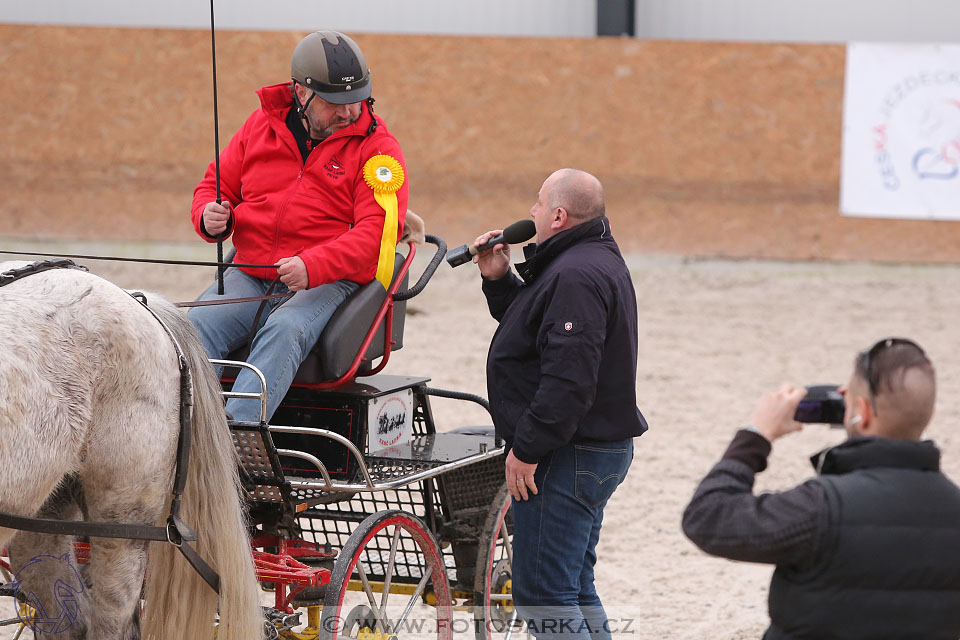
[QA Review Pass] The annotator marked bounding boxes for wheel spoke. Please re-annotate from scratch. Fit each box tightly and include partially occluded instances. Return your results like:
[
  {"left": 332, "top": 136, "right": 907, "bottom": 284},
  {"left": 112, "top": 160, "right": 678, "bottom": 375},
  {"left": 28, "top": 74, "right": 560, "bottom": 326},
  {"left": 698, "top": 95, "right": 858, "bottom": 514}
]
[
  {"left": 322, "top": 511, "right": 452, "bottom": 640},
  {"left": 355, "top": 562, "right": 383, "bottom": 631},
  {"left": 379, "top": 525, "right": 402, "bottom": 620},
  {"left": 396, "top": 565, "right": 432, "bottom": 631},
  {"left": 499, "top": 517, "right": 513, "bottom": 566},
  {"left": 503, "top": 609, "right": 519, "bottom": 640}
]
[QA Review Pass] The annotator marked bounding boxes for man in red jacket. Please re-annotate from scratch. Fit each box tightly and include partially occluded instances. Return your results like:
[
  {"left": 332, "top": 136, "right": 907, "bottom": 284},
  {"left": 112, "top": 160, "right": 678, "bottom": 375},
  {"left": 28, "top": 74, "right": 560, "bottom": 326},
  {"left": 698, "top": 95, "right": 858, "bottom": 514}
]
[{"left": 188, "top": 30, "right": 407, "bottom": 423}]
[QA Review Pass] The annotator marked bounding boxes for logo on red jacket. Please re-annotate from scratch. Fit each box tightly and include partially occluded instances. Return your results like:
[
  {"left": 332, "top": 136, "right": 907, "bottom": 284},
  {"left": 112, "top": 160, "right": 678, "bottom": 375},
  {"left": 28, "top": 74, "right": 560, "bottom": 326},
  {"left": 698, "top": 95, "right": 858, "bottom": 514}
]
[{"left": 325, "top": 155, "right": 346, "bottom": 180}]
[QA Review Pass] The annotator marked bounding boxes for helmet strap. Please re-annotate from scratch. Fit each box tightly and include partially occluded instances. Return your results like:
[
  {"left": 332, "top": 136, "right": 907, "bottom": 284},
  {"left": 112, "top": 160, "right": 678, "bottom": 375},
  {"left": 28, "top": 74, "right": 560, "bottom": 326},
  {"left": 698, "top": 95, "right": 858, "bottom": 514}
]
[
  {"left": 293, "top": 82, "right": 317, "bottom": 138},
  {"left": 365, "top": 98, "right": 378, "bottom": 136}
]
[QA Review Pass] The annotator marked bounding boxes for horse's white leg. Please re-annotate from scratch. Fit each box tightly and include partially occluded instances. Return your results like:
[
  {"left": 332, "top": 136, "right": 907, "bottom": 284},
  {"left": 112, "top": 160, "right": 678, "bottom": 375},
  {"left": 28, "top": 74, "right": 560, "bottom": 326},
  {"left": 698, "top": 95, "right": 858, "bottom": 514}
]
[
  {"left": 7, "top": 478, "right": 90, "bottom": 640},
  {"left": 80, "top": 388, "right": 177, "bottom": 640},
  {"left": 74, "top": 535, "right": 148, "bottom": 640}
]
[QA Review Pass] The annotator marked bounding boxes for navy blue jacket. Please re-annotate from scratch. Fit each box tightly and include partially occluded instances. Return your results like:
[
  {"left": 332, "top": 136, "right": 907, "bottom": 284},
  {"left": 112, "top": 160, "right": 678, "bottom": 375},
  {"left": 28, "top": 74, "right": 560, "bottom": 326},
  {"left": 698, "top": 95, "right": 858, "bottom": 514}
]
[{"left": 482, "top": 216, "right": 648, "bottom": 463}]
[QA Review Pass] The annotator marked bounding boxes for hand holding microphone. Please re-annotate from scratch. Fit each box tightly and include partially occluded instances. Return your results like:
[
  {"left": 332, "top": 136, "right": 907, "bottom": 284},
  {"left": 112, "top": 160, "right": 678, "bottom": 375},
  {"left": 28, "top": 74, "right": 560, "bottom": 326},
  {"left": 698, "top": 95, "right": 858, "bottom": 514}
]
[
  {"left": 472, "top": 229, "right": 512, "bottom": 280},
  {"left": 445, "top": 219, "right": 536, "bottom": 269}
]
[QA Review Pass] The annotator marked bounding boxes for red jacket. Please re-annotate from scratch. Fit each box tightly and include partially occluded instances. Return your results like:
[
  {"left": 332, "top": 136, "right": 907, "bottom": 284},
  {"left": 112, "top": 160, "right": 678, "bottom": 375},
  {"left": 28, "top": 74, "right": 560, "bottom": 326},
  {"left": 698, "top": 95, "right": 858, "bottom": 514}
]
[{"left": 191, "top": 83, "right": 407, "bottom": 287}]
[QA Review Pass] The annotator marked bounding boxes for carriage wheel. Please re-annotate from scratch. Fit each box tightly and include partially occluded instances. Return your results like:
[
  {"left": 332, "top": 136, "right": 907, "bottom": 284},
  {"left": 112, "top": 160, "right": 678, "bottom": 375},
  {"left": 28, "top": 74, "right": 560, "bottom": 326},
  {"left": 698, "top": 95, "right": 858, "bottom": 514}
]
[
  {"left": 473, "top": 483, "right": 518, "bottom": 640},
  {"left": 319, "top": 510, "right": 452, "bottom": 640}
]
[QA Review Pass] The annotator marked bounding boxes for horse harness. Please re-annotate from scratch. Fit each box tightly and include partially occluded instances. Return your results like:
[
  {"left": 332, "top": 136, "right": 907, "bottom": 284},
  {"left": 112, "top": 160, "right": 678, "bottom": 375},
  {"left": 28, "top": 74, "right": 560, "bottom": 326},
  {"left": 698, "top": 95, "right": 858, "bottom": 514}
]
[{"left": 0, "top": 259, "right": 221, "bottom": 593}]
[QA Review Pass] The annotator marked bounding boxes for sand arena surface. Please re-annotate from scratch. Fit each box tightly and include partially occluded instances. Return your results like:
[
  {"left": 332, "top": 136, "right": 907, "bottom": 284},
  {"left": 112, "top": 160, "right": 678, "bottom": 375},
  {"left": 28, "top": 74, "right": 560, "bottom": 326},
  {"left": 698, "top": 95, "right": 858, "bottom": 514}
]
[{"left": 3, "top": 241, "right": 955, "bottom": 638}]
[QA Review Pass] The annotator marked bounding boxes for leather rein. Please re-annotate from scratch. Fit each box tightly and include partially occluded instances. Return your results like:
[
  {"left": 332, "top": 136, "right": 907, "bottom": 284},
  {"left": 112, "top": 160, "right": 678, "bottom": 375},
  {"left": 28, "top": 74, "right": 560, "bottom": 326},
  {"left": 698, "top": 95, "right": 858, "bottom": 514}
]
[{"left": 0, "top": 249, "right": 290, "bottom": 308}]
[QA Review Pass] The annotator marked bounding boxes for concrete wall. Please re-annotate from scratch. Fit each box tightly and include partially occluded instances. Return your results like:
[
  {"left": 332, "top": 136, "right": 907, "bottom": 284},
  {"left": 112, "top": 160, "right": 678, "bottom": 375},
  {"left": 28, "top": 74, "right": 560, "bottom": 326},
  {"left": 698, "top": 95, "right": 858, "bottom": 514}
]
[
  {"left": 2, "top": 25, "right": 959, "bottom": 263},
  {"left": 634, "top": 0, "right": 960, "bottom": 43},
  {"left": 6, "top": 1, "right": 960, "bottom": 42},
  {"left": 0, "top": 1, "right": 597, "bottom": 37}
]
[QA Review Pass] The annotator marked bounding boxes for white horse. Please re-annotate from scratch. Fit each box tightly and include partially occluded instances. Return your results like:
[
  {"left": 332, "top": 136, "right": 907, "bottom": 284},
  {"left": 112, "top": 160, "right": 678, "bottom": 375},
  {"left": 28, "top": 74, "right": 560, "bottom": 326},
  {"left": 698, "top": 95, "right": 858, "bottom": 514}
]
[{"left": 0, "top": 262, "right": 263, "bottom": 639}]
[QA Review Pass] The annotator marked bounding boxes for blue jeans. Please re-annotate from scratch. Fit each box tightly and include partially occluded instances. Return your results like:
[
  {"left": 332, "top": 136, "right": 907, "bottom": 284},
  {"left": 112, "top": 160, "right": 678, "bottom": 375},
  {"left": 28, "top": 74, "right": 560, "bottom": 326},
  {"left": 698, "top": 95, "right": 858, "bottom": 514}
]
[
  {"left": 188, "top": 268, "right": 358, "bottom": 422},
  {"left": 511, "top": 439, "right": 634, "bottom": 640}
]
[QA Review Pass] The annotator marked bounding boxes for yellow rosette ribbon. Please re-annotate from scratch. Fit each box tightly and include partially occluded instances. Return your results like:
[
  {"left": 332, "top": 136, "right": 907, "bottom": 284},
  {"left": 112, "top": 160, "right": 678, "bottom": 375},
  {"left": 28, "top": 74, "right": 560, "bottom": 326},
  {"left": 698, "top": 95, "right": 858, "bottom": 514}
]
[{"left": 363, "top": 154, "right": 405, "bottom": 289}]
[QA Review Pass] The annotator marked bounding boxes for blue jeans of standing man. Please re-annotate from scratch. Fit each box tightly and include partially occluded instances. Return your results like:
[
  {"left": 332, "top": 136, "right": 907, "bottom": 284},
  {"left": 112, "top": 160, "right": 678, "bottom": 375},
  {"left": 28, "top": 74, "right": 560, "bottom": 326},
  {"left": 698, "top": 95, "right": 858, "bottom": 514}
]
[
  {"left": 510, "top": 438, "right": 634, "bottom": 640},
  {"left": 188, "top": 268, "right": 358, "bottom": 422}
]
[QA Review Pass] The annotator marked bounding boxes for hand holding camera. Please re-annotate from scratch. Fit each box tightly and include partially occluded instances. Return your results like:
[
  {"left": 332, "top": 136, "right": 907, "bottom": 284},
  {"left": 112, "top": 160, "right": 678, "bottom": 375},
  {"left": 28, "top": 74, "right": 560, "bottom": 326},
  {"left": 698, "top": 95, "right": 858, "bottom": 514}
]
[
  {"left": 751, "top": 384, "right": 808, "bottom": 442},
  {"left": 750, "top": 383, "right": 845, "bottom": 443}
]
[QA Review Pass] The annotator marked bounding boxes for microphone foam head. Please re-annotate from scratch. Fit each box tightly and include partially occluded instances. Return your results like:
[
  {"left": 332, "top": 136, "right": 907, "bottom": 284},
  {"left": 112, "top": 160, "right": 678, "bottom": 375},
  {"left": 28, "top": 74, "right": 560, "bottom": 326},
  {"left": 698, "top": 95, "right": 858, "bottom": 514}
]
[{"left": 503, "top": 219, "right": 537, "bottom": 244}]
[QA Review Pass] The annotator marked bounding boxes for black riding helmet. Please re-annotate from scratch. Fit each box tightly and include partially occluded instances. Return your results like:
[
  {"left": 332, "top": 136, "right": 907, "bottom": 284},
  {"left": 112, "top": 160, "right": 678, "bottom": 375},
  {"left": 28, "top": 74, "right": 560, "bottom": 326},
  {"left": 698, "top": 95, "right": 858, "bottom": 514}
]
[{"left": 291, "top": 31, "right": 371, "bottom": 105}]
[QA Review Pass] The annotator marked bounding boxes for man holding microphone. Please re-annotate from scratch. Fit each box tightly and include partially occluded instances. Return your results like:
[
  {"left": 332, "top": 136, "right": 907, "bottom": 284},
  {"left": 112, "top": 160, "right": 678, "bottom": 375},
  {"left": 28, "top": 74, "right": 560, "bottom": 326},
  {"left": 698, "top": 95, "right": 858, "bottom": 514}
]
[{"left": 472, "top": 168, "right": 647, "bottom": 639}]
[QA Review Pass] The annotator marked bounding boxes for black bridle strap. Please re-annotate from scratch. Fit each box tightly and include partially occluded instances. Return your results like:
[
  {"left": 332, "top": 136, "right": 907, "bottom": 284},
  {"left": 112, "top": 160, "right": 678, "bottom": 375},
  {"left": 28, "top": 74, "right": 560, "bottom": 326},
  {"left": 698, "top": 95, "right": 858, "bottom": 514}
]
[
  {"left": 0, "top": 249, "right": 277, "bottom": 270},
  {"left": 127, "top": 290, "right": 221, "bottom": 593}
]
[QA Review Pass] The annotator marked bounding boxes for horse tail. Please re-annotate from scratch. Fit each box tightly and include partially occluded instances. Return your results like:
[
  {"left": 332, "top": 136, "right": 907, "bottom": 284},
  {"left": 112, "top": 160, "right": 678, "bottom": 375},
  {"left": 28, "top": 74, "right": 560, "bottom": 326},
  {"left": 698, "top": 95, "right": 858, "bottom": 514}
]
[{"left": 140, "top": 295, "right": 263, "bottom": 640}]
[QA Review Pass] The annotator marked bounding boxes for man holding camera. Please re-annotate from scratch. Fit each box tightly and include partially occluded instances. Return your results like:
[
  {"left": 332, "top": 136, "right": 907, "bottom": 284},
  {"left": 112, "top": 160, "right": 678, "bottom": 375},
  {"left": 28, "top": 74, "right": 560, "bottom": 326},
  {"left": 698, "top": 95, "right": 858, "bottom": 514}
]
[{"left": 682, "top": 338, "right": 960, "bottom": 639}]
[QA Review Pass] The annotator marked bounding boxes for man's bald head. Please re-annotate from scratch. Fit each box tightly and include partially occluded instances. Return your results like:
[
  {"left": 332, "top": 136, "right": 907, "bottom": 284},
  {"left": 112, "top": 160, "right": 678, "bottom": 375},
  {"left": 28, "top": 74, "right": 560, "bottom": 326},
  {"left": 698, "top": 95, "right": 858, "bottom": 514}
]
[
  {"left": 851, "top": 340, "right": 936, "bottom": 440},
  {"left": 545, "top": 169, "right": 605, "bottom": 223}
]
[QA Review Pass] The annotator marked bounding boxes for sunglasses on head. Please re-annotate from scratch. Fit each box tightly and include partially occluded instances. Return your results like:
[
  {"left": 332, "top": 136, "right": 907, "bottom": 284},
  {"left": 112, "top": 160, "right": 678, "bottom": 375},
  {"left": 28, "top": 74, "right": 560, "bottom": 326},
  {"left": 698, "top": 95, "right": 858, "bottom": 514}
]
[{"left": 858, "top": 337, "right": 925, "bottom": 414}]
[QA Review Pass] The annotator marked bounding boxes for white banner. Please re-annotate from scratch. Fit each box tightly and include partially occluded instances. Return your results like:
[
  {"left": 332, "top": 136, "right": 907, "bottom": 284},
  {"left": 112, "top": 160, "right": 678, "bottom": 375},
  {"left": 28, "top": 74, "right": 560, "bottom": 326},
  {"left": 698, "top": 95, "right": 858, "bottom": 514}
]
[{"left": 841, "top": 43, "right": 960, "bottom": 219}]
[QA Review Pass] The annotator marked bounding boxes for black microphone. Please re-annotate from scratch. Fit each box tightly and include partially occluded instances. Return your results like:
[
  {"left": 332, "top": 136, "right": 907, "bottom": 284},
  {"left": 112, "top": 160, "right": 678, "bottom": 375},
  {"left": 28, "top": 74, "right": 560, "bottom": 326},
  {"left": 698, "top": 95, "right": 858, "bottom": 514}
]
[{"left": 445, "top": 219, "right": 537, "bottom": 268}]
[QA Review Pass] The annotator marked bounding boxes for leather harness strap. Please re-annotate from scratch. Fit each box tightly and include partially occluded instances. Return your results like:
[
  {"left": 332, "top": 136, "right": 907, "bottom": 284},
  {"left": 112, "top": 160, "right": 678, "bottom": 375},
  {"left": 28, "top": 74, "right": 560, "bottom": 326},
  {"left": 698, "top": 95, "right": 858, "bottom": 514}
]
[
  {"left": 175, "top": 292, "right": 293, "bottom": 308},
  {"left": 0, "top": 258, "right": 88, "bottom": 285},
  {"left": 0, "top": 260, "right": 222, "bottom": 594}
]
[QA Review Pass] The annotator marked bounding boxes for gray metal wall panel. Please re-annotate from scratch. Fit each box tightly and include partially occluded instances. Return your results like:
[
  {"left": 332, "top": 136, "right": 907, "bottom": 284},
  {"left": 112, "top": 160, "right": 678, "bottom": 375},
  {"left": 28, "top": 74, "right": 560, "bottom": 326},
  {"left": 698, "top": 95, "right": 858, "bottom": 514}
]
[
  {"left": 634, "top": 0, "right": 960, "bottom": 43},
  {"left": 8, "top": 1, "right": 957, "bottom": 43},
  {"left": 0, "top": 0, "right": 597, "bottom": 36}
]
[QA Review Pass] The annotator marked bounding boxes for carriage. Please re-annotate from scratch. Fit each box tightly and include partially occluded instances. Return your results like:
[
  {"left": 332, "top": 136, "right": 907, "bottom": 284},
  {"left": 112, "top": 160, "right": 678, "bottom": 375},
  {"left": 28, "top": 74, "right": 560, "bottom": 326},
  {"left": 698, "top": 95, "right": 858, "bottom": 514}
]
[
  {"left": 0, "top": 234, "right": 517, "bottom": 640},
  {"left": 227, "top": 234, "right": 517, "bottom": 639}
]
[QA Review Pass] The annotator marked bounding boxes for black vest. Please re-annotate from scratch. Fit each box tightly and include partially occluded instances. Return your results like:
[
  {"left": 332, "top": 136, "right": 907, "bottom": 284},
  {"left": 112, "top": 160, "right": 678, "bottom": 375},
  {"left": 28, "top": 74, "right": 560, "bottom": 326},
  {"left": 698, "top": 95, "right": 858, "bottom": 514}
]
[{"left": 764, "top": 437, "right": 960, "bottom": 640}]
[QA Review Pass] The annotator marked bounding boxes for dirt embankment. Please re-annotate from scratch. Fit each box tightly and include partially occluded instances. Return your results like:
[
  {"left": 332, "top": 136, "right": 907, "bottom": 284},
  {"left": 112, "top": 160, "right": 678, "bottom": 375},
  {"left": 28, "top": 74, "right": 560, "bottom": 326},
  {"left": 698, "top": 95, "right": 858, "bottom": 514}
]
[{"left": 2, "top": 25, "right": 958, "bottom": 262}]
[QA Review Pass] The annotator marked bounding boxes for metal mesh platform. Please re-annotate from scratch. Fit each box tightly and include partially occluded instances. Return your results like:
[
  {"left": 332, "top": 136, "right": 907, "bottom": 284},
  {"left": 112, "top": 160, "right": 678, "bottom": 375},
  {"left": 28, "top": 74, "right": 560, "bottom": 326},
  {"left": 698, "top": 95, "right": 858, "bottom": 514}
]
[
  {"left": 438, "top": 454, "right": 506, "bottom": 535},
  {"left": 291, "top": 446, "right": 506, "bottom": 587},
  {"left": 295, "top": 479, "right": 445, "bottom": 582}
]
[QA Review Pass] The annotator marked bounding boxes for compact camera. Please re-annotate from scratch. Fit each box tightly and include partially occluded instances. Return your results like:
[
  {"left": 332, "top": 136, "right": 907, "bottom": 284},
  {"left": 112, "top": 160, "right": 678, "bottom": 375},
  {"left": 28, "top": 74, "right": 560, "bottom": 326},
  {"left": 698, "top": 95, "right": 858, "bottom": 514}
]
[{"left": 794, "top": 384, "right": 845, "bottom": 425}]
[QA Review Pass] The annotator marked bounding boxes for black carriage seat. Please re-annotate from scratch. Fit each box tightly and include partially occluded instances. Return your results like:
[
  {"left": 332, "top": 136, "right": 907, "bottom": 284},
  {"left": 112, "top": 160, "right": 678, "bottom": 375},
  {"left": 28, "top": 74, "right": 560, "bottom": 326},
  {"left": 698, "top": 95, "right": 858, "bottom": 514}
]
[
  {"left": 224, "top": 250, "right": 409, "bottom": 386},
  {"left": 293, "top": 251, "right": 408, "bottom": 384}
]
